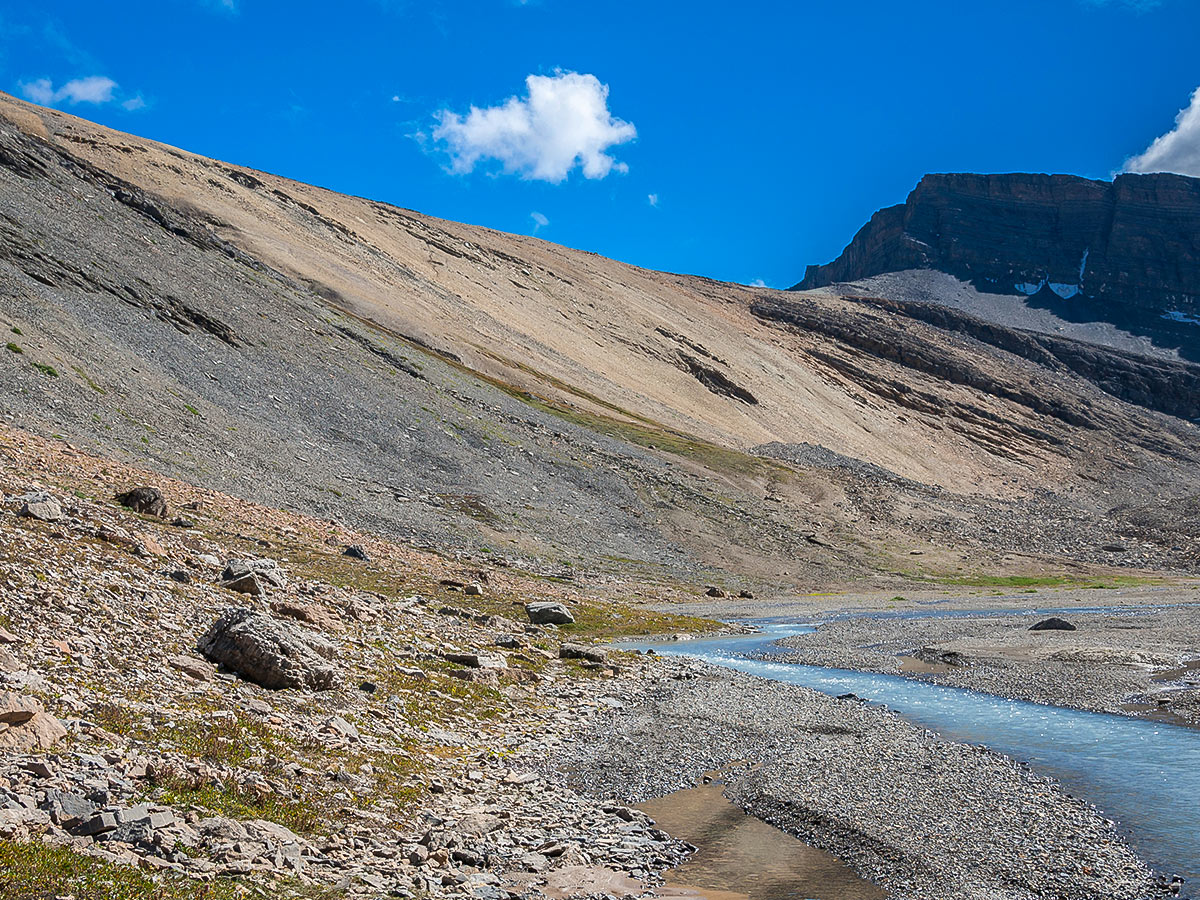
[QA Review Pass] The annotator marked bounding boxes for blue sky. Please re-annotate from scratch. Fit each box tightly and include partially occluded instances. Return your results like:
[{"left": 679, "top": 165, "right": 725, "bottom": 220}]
[{"left": 3, "top": 0, "right": 1199, "bottom": 287}]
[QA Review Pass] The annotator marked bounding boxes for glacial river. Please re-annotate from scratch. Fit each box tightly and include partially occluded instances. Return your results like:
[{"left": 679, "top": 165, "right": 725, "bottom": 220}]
[{"left": 632, "top": 619, "right": 1200, "bottom": 885}]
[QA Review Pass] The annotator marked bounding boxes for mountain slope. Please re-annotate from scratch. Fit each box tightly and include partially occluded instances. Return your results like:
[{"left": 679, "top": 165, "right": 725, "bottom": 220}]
[{"left": 1, "top": 93, "right": 1198, "bottom": 582}]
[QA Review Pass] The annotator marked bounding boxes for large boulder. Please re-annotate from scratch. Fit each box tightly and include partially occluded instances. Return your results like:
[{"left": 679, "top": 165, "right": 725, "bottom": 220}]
[
  {"left": 1029, "top": 617, "right": 1076, "bottom": 632},
  {"left": 0, "top": 693, "right": 67, "bottom": 751},
  {"left": 559, "top": 643, "right": 607, "bottom": 664},
  {"left": 525, "top": 601, "right": 574, "bottom": 626},
  {"left": 197, "top": 608, "right": 339, "bottom": 690},
  {"left": 115, "top": 487, "right": 168, "bottom": 518}
]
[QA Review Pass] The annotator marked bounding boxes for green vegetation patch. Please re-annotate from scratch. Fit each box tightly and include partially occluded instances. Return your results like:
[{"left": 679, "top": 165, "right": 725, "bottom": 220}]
[
  {"left": 0, "top": 840, "right": 244, "bottom": 900},
  {"left": 91, "top": 700, "right": 422, "bottom": 833},
  {"left": 73, "top": 366, "right": 107, "bottom": 394},
  {"left": 561, "top": 599, "right": 717, "bottom": 641},
  {"left": 30, "top": 362, "right": 59, "bottom": 377},
  {"left": 5, "top": 342, "right": 22, "bottom": 354},
  {"left": 932, "top": 573, "right": 1164, "bottom": 589},
  {"left": 154, "top": 778, "right": 322, "bottom": 835}
]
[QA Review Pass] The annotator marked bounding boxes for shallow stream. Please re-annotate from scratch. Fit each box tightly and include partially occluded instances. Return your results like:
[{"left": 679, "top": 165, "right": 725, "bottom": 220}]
[{"left": 634, "top": 620, "right": 1200, "bottom": 886}]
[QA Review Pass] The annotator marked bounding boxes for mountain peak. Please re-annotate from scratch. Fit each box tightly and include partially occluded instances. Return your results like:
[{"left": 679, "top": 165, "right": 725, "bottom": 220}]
[{"left": 794, "top": 171, "right": 1200, "bottom": 360}]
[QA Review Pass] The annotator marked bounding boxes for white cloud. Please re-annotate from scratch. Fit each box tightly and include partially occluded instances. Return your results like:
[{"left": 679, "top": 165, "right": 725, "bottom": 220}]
[
  {"left": 432, "top": 70, "right": 636, "bottom": 183},
  {"left": 122, "top": 93, "right": 147, "bottom": 112},
  {"left": 20, "top": 75, "right": 118, "bottom": 106},
  {"left": 19, "top": 78, "right": 54, "bottom": 105},
  {"left": 530, "top": 211, "right": 549, "bottom": 233},
  {"left": 1123, "top": 86, "right": 1200, "bottom": 177},
  {"left": 749, "top": 279, "right": 768, "bottom": 288},
  {"left": 647, "top": 193, "right": 659, "bottom": 207}
]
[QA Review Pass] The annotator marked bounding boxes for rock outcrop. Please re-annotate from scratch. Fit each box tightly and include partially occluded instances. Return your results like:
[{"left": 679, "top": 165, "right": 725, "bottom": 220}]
[
  {"left": 794, "top": 173, "right": 1200, "bottom": 360},
  {"left": 197, "top": 608, "right": 339, "bottom": 690}
]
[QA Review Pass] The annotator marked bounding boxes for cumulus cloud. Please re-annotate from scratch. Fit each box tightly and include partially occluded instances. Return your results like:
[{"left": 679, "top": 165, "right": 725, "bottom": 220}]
[
  {"left": 432, "top": 71, "right": 636, "bottom": 183},
  {"left": 530, "top": 211, "right": 549, "bottom": 233},
  {"left": 20, "top": 75, "right": 118, "bottom": 106},
  {"left": 749, "top": 278, "right": 768, "bottom": 288},
  {"left": 647, "top": 193, "right": 659, "bottom": 207},
  {"left": 1123, "top": 86, "right": 1200, "bottom": 177}
]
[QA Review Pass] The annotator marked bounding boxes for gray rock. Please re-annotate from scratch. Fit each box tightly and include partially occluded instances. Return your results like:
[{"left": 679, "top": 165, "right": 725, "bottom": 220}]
[
  {"left": 116, "top": 804, "right": 175, "bottom": 829},
  {"left": 321, "top": 715, "right": 360, "bottom": 740},
  {"left": 73, "top": 809, "right": 119, "bottom": 836},
  {"left": 220, "top": 571, "right": 263, "bottom": 595},
  {"left": 560, "top": 643, "right": 607, "bottom": 664},
  {"left": 101, "top": 819, "right": 157, "bottom": 846},
  {"left": 342, "top": 544, "right": 369, "bottom": 560},
  {"left": 220, "top": 558, "right": 286, "bottom": 594},
  {"left": 115, "top": 487, "right": 167, "bottom": 518},
  {"left": 41, "top": 790, "right": 97, "bottom": 829},
  {"left": 525, "top": 601, "right": 574, "bottom": 625},
  {"left": 197, "top": 608, "right": 339, "bottom": 690},
  {"left": 17, "top": 493, "right": 61, "bottom": 522},
  {"left": 0, "top": 648, "right": 20, "bottom": 673}
]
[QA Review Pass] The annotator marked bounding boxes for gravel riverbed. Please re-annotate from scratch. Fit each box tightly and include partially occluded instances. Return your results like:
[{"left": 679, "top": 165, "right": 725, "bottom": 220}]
[{"left": 560, "top": 657, "right": 1166, "bottom": 900}]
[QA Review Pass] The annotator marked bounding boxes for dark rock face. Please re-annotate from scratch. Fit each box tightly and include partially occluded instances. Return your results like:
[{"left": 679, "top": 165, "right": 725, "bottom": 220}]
[
  {"left": 115, "top": 487, "right": 167, "bottom": 518},
  {"left": 794, "top": 173, "right": 1200, "bottom": 360}
]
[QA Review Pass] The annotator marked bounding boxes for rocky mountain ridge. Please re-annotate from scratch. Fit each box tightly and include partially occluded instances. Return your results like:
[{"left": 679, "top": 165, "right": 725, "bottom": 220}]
[{"left": 794, "top": 172, "right": 1200, "bottom": 361}]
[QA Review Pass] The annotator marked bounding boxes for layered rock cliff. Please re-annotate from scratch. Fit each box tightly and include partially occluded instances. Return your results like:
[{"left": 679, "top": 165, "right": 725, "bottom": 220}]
[{"left": 794, "top": 173, "right": 1200, "bottom": 359}]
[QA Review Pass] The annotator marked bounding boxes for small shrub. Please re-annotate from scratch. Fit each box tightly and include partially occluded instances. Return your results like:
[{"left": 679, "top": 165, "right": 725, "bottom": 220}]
[
  {"left": 5, "top": 342, "right": 21, "bottom": 354},
  {"left": 31, "top": 362, "right": 58, "bottom": 377},
  {"left": 10, "top": 326, "right": 21, "bottom": 335}
]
